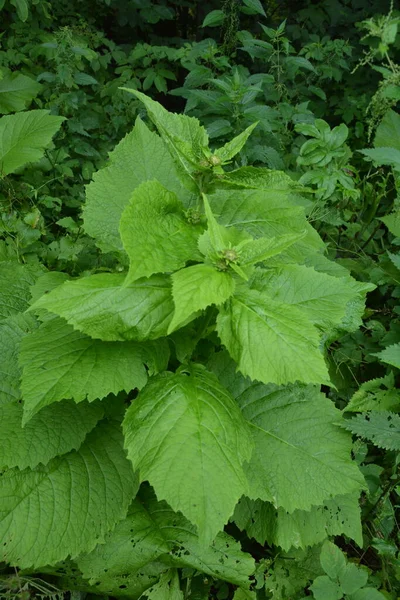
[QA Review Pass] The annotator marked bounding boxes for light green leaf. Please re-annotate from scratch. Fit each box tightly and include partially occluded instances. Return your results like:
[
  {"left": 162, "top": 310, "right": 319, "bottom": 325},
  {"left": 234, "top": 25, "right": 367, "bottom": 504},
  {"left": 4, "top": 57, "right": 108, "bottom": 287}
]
[
  {"left": 360, "top": 147, "right": 400, "bottom": 171},
  {"left": 344, "top": 374, "right": 400, "bottom": 413},
  {"left": 0, "top": 400, "right": 103, "bottom": 469},
  {"left": 201, "top": 9, "right": 225, "bottom": 27},
  {"left": 208, "top": 188, "right": 324, "bottom": 262},
  {"left": 0, "top": 262, "right": 39, "bottom": 321},
  {"left": 238, "top": 232, "right": 306, "bottom": 266},
  {"left": 123, "top": 364, "right": 253, "bottom": 545},
  {"left": 169, "top": 264, "right": 235, "bottom": 333},
  {"left": 215, "top": 123, "right": 258, "bottom": 163},
  {"left": 20, "top": 317, "right": 151, "bottom": 422},
  {"left": 350, "top": 588, "right": 386, "bottom": 600},
  {"left": 343, "top": 411, "right": 400, "bottom": 450},
  {"left": 0, "top": 420, "right": 138, "bottom": 569},
  {"left": 30, "top": 273, "right": 174, "bottom": 342},
  {"left": 120, "top": 180, "right": 202, "bottom": 282},
  {"left": 217, "top": 289, "right": 329, "bottom": 385},
  {"left": 141, "top": 570, "right": 183, "bottom": 600},
  {"left": 0, "top": 110, "right": 64, "bottom": 176},
  {"left": 237, "top": 383, "right": 364, "bottom": 511},
  {"left": 202, "top": 192, "right": 230, "bottom": 252},
  {"left": 233, "top": 492, "right": 362, "bottom": 550},
  {"left": 380, "top": 210, "right": 400, "bottom": 236},
  {"left": 0, "top": 73, "right": 41, "bottom": 114},
  {"left": 320, "top": 541, "right": 347, "bottom": 579},
  {"left": 374, "top": 109, "right": 400, "bottom": 150},
  {"left": 250, "top": 265, "right": 373, "bottom": 329},
  {"left": 373, "top": 342, "right": 400, "bottom": 368},
  {"left": 218, "top": 166, "right": 297, "bottom": 191},
  {"left": 0, "top": 313, "right": 37, "bottom": 405},
  {"left": 310, "top": 576, "right": 342, "bottom": 600},
  {"left": 83, "top": 118, "right": 190, "bottom": 253},
  {"left": 78, "top": 486, "right": 254, "bottom": 592},
  {"left": 339, "top": 563, "right": 368, "bottom": 595},
  {"left": 122, "top": 89, "right": 209, "bottom": 188}
]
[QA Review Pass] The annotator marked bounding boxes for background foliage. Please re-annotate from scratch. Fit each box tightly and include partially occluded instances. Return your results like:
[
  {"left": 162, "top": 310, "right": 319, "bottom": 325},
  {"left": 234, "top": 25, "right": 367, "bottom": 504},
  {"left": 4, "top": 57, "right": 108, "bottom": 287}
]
[{"left": 1, "top": 0, "right": 400, "bottom": 598}]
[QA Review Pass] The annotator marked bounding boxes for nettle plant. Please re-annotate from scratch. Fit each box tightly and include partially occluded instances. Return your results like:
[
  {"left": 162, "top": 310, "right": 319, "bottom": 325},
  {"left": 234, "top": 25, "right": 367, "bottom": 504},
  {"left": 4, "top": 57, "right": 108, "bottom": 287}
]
[{"left": 0, "top": 91, "right": 376, "bottom": 597}]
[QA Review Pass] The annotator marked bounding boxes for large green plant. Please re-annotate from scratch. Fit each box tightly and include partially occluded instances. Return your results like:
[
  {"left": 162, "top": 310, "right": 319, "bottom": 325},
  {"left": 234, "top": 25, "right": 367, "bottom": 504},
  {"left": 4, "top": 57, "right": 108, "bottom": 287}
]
[{"left": 0, "top": 93, "right": 376, "bottom": 596}]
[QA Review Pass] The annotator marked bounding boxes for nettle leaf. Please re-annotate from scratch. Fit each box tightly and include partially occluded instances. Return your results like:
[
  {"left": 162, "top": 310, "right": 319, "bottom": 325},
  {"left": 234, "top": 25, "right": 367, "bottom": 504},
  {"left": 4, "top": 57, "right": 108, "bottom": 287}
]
[
  {"left": 344, "top": 373, "right": 400, "bottom": 413},
  {"left": 122, "top": 88, "right": 209, "bottom": 187},
  {"left": 373, "top": 342, "right": 400, "bottom": 368},
  {"left": 250, "top": 265, "right": 373, "bottom": 329},
  {"left": 238, "top": 232, "right": 306, "bottom": 266},
  {"left": 0, "top": 313, "right": 37, "bottom": 405},
  {"left": 120, "top": 180, "right": 203, "bottom": 282},
  {"left": 208, "top": 188, "right": 324, "bottom": 262},
  {"left": 236, "top": 383, "right": 364, "bottom": 512},
  {"left": 214, "top": 122, "right": 258, "bottom": 163},
  {"left": 233, "top": 492, "right": 362, "bottom": 551},
  {"left": 0, "top": 420, "right": 138, "bottom": 569},
  {"left": 374, "top": 109, "right": 400, "bottom": 150},
  {"left": 310, "top": 576, "right": 342, "bottom": 600},
  {"left": 0, "top": 262, "right": 39, "bottom": 321},
  {"left": 30, "top": 273, "right": 174, "bottom": 342},
  {"left": 344, "top": 411, "right": 400, "bottom": 450},
  {"left": 19, "top": 317, "right": 152, "bottom": 422},
  {"left": 0, "top": 110, "right": 64, "bottom": 176},
  {"left": 78, "top": 486, "right": 254, "bottom": 592},
  {"left": 380, "top": 210, "right": 400, "bottom": 237},
  {"left": 0, "top": 72, "right": 42, "bottom": 114},
  {"left": 218, "top": 166, "right": 298, "bottom": 192},
  {"left": 123, "top": 365, "right": 253, "bottom": 544},
  {"left": 0, "top": 400, "right": 103, "bottom": 469},
  {"left": 217, "top": 288, "right": 329, "bottom": 385},
  {"left": 169, "top": 264, "right": 235, "bottom": 333},
  {"left": 83, "top": 118, "right": 191, "bottom": 253}
]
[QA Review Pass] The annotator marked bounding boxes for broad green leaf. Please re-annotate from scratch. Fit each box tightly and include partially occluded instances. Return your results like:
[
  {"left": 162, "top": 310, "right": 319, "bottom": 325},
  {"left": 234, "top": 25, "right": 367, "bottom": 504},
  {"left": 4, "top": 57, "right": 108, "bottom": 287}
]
[
  {"left": 122, "top": 88, "right": 209, "bottom": 188},
  {"left": 83, "top": 118, "right": 191, "bottom": 253},
  {"left": 0, "top": 262, "right": 39, "bottom": 321},
  {"left": 0, "top": 400, "right": 103, "bottom": 469},
  {"left": 360, "top": 147, "right": 400, "bottom": 171},
  {"left": 237, "top": 383, "right": 364, "bottom": 511},
  {"left": 310, "top": 576, "right": 342, "bottom": 600},
  {"left": 0, "top": 313, "right": 37, "bottom": 405},
  {"left": 208, "top": 188, "right": 324, "bottom": 262},
  {"left": 215, "top": 123, "right": 258, "bottom": 163},
  {"left": 0, "top": 73, "right": 41, "bottom": 114},
  {"left": 344, "top": 374, "right": 400, "bottom": 413},
  {"left": 217, "top": 289, "right": 329, "bottom": 385},
  {"left": 29, "top": 271, "right": 69, "bottom": 304},
  {"left": 233, "top": 492, "right": 362, "bottom": 551},
  {"left": 343, "top": 411, "right": 400, "bottom": 450},
  {"left": 374, "top": 109, "right": 400, "bottom": 150},
  {"left": 10, "top": 0, "right": 28, "bottom": 20},
  {"left": 380, "top": 210, "right": 400, "bottom": 237},
  {"left": 350, "top": 588, "right": 386, "bottom": 600},
  {"left": 201, "top": 9, "right": 225, "bottom": 27},
  {"left": 141, "top": 570, "right": 183, "bottom": 600},
  {"left": 319, "top": 541, "right": 347, "bottom": 579},
  {"left": 339, "top": 563, "right": 368, "bottom": 595},
  {"left": 242, "top": 0, "right": 266, "bottom": 16},
  {"left": 218, "top": 166, "right": 297, "bottom": 191},
  {"left": 388, "top": 250, "right": 400, "bottom": 270},
  {"left": 373, "top": 342, "right": 400, "bottom": 368},
  {"left": 30, "top": 273, "right": 174, "bottom": 342},
  {"left": 250, "top": 265, "right": 373, "bottom": 329},
  {"left": 238, "top": 232, "right": 306, "bottom": 266},
  {"left": 0, "top": 110, "right": 64, "bottom": 176},
  {"left": 20, "top": 317, "right": 151, "bottom": 422},
  {"left": 266, "top": 546, "right": 323, "bottom": 600},
  {"left": 78, "top": 486, "right": 254, "bottom": 592},
  {"left": 0, "top": 420, "right": 138, "bottom": 568},
  {"left": 123, "top": 364, "right": 253, "bottom": 544},
  {"left": 120, "top": 180, "right": 202, "bottom": 282},
  {"left": 169, "top": 264, "right": 235, "bottom": 333}
]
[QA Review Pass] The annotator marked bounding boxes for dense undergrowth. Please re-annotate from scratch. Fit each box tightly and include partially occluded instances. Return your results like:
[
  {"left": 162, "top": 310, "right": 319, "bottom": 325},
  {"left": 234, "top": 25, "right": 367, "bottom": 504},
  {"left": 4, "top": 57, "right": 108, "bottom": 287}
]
[{"left": 0, "top": 0, "right": 400, "bottom": 598}]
